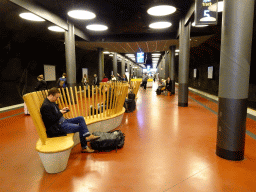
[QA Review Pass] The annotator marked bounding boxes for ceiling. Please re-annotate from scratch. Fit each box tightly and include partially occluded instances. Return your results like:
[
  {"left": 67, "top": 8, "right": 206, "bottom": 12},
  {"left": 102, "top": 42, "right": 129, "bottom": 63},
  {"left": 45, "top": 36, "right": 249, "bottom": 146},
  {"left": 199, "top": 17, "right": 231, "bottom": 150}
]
[{"left": 1, "top": 0, "right": 223, "bottom": 54}]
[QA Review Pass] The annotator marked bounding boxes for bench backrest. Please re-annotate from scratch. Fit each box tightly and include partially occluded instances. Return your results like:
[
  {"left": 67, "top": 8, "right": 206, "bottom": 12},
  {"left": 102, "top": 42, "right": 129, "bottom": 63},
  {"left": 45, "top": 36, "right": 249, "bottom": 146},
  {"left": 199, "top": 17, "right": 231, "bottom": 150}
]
[{"left": 23, "top": 83, "right": 129, "bottom": 145}]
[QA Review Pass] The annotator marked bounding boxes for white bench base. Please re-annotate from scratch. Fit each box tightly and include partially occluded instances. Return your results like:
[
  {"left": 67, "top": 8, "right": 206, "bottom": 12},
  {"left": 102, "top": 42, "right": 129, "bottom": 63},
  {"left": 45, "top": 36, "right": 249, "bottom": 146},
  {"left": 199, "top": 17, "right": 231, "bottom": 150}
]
[{"left": 39, "top": 111, "right": 124, "bottom": 174}]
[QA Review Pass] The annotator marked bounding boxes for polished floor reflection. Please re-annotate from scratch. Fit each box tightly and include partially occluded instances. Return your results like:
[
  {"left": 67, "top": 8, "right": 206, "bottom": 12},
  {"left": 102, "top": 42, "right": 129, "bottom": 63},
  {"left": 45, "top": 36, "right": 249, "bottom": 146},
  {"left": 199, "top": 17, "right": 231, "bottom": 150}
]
[{"left": 1, "top": 83, "right": 256, "bottom": 192}]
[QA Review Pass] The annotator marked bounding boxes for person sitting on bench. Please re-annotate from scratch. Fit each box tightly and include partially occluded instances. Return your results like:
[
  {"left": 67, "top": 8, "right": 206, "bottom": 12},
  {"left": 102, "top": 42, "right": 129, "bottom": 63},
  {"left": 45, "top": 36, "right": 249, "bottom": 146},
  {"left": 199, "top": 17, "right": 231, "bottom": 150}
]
[
  {"left": 156, "top": 79, "right": 166, "bottom": 92},
  {"left": 40, "top": 87, "right": 100, "bottom": 153}
]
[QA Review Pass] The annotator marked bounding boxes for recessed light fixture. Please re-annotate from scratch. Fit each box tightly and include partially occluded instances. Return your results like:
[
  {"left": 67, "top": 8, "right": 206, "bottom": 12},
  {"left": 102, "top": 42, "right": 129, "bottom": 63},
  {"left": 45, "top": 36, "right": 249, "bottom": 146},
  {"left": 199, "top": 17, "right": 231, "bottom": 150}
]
[
  {"left": 192, "top": 22, "right": 208, "bottom": 27},
  {"left": 86, "top": 24, "right": 108, "bottom": 31},
  {"left": 103, "top": 51, "right": 110, "bottom": 54},
  {"left": 19, "top": 13, "right": 45, "bottom": 21},
  {"left": 152, "top": 53, "right": 161, "bottom": 56},
  {"left": 149, "top": 21, "right": 172, "bottom": 29},
  {"left": 200, "top": 17, "right": 216, "bottom": 22},
  {"left": 209, "top": 1, "right": 224, "bottom": 12},
  {"left": 175, "top": 49, "right": 180, "bottom": 52},
  {"left": 147, "top": 5, "right": 176, "bottom": 16},
  {"left": 48, "top": 26, "right": 65, "bottom": 32},
  {"left": 67, "top": 10, "right": 96, "bottom": 20}
]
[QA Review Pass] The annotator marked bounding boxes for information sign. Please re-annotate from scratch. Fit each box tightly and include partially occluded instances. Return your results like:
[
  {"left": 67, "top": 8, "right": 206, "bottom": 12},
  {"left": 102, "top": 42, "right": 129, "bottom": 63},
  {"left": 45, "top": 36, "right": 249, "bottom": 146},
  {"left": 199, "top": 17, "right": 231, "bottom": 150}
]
[{"left": 195, "top": 0, "right": 218, "bottom": 25}]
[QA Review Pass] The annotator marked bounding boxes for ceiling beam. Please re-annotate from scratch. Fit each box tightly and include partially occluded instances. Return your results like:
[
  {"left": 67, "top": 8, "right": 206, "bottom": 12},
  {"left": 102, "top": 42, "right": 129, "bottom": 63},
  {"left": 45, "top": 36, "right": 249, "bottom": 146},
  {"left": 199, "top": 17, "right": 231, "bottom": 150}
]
[{"left": 9, "top": 0, "right": 89, "bottom": 41}]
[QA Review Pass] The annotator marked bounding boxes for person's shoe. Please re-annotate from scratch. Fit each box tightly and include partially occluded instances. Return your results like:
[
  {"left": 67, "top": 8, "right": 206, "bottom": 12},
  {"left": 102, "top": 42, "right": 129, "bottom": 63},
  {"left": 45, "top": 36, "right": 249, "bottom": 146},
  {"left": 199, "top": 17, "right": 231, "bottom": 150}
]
[
  {"left": 81, "top": 146, "right": 95, "bottom": 153},
  {"left": 86, "top": 135, "right": 100, "bottom": 142}
]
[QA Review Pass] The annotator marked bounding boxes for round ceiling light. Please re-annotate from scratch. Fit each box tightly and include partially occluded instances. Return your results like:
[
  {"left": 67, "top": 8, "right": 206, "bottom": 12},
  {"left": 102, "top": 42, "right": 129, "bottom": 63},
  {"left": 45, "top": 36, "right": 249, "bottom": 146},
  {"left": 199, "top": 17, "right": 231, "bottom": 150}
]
[
  {"left": 149, "top": 22, "right": 172, "bottom": 29},
  {"left": 147, "top": 5, "right": 176, "bottom": 16},
  {"left": 48, "top": 26, "right": 65, "bottom": 32},
  {"left": 68, "top": 10, "right": 96, "bottom": 20},
  {"left": 86, "top": 24, "right": 108, "bottom": 31},
  {"left": 19, "top": 13, "right": 45, "bottom": 21}
]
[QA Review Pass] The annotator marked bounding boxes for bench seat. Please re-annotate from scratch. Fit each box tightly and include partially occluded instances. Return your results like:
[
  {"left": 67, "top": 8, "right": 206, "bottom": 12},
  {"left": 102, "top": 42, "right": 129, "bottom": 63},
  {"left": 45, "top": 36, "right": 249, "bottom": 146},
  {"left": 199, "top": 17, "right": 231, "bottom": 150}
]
[{"left": 36, "top": 133, "right": 74, "bottom": 153}]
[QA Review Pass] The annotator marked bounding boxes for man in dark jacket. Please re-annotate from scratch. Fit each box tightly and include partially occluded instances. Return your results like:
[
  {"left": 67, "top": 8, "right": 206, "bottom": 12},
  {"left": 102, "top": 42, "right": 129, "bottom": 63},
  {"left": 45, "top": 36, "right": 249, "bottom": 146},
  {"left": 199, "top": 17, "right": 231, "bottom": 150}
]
[
  {"left": 93, "top": 74, "right": 99, "bottom": 86},
  {"left": 40, "top": 87, "right": 99, "bottom": 153},
  {"left": 35, "top": 74, "right": 47, "bottom": 91}
]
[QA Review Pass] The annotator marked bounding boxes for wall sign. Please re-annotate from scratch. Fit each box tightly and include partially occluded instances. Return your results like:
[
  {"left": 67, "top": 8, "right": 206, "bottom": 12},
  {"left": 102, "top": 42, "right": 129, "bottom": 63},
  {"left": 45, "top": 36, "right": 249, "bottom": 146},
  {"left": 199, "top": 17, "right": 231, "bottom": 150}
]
[
  {"left": 44, "top": 65, "right": 56, "bottom": 81},
  {"left": 195, "top": 0, "right": 218, "bottom": 25}
]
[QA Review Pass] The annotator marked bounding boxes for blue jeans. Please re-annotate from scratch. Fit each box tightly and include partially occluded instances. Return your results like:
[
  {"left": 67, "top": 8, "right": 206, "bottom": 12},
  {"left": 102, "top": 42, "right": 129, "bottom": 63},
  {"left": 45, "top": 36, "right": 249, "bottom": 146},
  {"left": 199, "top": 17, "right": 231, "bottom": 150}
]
[{"left": 60, "top": 116, "right": 90, "bottom": 149}]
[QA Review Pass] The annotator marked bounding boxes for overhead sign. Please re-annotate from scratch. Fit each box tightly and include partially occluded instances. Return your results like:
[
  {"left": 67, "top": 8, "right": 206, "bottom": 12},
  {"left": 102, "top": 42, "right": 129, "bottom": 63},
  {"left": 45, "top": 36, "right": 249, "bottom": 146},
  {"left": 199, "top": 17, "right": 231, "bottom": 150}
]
[{"left": 195, "top": 0, "right": 218, "bottom": 25}]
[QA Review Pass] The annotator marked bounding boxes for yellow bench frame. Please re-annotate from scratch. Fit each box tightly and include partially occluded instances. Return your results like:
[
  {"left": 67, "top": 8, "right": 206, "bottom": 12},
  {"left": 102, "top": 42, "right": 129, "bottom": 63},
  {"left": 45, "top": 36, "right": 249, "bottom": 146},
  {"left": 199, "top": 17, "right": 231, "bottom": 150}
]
[{"left": 23, "top": 83, "right": 128, "bottom": 173}]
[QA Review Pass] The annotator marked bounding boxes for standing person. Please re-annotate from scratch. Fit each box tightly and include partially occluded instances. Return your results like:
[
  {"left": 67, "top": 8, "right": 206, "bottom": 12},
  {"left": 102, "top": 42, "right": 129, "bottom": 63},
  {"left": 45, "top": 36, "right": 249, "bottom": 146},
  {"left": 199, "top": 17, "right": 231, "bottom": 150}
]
[
  {"left": 81, "top": 74, "right": 88, "bottom": 86},
  {"left": 123, "top": 74, "right": 128, "bottom": 82},
  {"left": 117, "top": 73, "right": 122, "bottom": 81},
  {"left": 35, "top": 74, "right": 47, "bottom": 91},
  {"left": 40, "top": 88, "right": 100, "bottom": 153},
  {"left": 57, "top": 73, "right": 67, "bottom": 88},
  {"left": 93, "top": 74, "right": 99, "bottom": 86},
  {"left": 102, "top": 75, "right": 108, "bottom": 82},
  {"left": 142, "top": 73, "right": 149, "bottom": 90},
  {"left": 111, "top": 75, "right": 117, "bottom": 81}
]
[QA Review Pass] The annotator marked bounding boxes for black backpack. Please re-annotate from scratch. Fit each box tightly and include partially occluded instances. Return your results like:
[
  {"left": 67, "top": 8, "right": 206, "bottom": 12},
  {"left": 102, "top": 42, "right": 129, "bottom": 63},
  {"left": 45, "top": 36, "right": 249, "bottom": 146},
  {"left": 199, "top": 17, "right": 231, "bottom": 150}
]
[{"left": 90, "top": 130, "right": 125, "bottom": 152}]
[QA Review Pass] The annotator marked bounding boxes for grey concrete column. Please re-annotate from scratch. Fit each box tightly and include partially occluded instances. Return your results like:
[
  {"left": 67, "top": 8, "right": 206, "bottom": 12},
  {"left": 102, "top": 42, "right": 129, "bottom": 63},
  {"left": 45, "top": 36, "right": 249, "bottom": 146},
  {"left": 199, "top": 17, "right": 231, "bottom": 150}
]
[
  {"left": 113, "top": 53, "right": 117, "bottom": 77},
  {"left": 178, "top": 19, "right": 191, "bottom": 107},
  {"left": 121, "top": 58, "right": 125, "bottom": 76},
  {"left": 170, "top": 45, "right": 176, "bottom": 94},
  {"left": 216, "top": 0, "right": 255, "bottom": 161},
  {"left": 165, "top": 51, "right": 169, "bottom": 79},
  {"left": 98, "top": 48, "right": 104, "bottom": 81},
  {"left": 127, "top": 62, "right": 130, "bottom": 80},
  {"left": 130, "top": 63, "right": 133, "bottom": 76},
  {"left": 64, "top": 22, "right": 76, "bottom": 87}
]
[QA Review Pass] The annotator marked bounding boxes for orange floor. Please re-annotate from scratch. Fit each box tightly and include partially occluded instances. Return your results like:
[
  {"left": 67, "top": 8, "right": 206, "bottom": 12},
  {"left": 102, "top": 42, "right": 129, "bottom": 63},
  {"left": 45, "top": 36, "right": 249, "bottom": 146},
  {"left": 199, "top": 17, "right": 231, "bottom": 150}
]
[{"left": 1, "top": 83, "right": 256, "bottom": 192}]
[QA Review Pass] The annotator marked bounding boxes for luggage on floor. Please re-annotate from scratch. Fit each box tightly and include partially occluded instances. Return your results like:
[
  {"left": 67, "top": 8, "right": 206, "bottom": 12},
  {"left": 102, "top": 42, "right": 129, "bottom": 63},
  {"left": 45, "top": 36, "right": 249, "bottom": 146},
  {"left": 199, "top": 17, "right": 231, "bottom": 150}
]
[
  {"left": 156, "top": 89, "right": 161, "bottom": 95},
  {"left": 90, "top": 130, "right": 125, "bottom": 152},
  {"left": 124, "top": 98, "right": 136, "bottom": 113},
  {"left": 128, "top": 93, "right": 135, "bottom": 100}
]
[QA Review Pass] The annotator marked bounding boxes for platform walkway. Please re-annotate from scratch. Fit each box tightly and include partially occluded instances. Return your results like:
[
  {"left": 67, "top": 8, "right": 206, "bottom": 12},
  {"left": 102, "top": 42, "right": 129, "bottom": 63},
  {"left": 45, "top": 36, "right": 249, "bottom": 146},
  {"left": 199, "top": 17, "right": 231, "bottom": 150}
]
[{"left": 0, "top": 82, "right": 256, "bottom": 191}]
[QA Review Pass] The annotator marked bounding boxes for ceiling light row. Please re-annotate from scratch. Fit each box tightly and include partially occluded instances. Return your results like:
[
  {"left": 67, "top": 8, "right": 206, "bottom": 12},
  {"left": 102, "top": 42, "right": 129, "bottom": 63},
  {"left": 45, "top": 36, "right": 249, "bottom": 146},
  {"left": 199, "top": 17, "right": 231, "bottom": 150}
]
[
  {"left": 19, "top": 11, "right": 107, "bottom": 32},
  {"left": 147, "top": 5, "right": 175, "bottom": 29},
  {"left": 67, "top": 10, "right": 108, "bottom": 31}
]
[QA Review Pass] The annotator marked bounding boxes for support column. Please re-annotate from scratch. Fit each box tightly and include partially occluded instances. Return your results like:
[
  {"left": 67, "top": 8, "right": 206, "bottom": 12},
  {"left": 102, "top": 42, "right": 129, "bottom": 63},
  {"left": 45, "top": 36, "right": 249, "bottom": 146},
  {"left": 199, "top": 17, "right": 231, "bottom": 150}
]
[
  {"left": 170, "top": 45, "right": 176, "bottom": 94},
  {"left": 127, "top": 62, "right": 130, "bottom": 81},
  {"left": 65, "top": 22, "right": 76, "bottom": 87},
  {"left": 121, "top": 58, "right": 125, "bottom": 76},
  {"left": 178, "top": 19, "right": 191, "bottom": 107},
  {"left": 113, "top": 53, "right": 117, "bottom": 77},
  {"left": 216, "top": 0, "right": 255, "bottom": 161},
  {"left": 164, "top": 51, "right": 169, "bottom": 79},
  {"left": 98, "top": 48, "right": 104, "bottom": 82}
]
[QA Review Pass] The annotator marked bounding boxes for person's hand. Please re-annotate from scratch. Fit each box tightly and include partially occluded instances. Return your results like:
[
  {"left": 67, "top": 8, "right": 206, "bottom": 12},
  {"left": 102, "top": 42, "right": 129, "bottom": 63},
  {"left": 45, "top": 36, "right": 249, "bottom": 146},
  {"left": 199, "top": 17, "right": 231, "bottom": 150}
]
[{"left": 60, "top": 107, "right": 69, "bottom": 114}]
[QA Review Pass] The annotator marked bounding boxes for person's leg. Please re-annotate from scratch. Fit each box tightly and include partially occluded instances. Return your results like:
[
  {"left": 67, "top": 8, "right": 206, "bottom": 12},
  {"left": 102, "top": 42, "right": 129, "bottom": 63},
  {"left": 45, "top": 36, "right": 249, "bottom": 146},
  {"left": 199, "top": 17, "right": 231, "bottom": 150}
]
[{"left": 60, "top": 116, "right": 89, "bottom": 149}]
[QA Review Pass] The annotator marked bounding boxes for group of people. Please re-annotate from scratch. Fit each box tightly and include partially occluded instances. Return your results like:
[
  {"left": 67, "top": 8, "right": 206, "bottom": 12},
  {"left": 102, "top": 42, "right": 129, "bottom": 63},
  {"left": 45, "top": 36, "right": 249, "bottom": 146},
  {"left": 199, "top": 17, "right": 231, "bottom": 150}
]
[
  {"left": 81, "top": 73, "right": 128, "bottom": 86},
  {"left": 156, "top": 77, "right": 172, "bottom": 95}
]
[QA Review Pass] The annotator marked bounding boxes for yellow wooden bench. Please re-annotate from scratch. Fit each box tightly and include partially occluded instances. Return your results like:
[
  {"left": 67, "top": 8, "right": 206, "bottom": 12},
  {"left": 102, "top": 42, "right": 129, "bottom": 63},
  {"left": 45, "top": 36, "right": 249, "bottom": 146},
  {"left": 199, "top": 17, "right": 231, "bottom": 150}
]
[{"left": 23, "top": 83, "right": 128, "bottom": 173}]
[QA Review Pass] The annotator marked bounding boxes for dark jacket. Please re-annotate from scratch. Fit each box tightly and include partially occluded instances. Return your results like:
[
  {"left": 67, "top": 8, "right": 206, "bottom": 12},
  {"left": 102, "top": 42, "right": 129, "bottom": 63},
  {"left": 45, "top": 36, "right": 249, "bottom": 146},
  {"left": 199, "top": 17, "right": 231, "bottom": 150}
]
[
  {"left": 35, "top": 80, "right": 47, "bottom": 91},
  {"left": 166, "top": 79, "right": 172, "bottom": 91},
  {"left": 40, "top": 98, "right": 67, "bottom": 138},
  {"left": 93, "top": 77, "right": 99, "bottom": 86}
]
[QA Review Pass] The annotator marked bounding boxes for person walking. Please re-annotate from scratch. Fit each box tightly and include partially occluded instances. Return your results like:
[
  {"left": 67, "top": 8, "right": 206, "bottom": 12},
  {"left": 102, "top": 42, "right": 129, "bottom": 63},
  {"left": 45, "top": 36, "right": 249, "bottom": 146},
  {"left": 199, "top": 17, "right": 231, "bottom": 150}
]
[{"left": 142, "top": 73, "right": 149, "bottom": 90}]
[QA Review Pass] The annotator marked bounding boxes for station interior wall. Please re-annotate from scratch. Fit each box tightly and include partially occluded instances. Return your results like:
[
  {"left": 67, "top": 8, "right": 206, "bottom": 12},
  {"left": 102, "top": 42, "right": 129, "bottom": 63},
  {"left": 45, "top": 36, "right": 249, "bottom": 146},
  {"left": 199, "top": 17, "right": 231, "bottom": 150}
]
[{"left": 1, "top": 32, "right": 256, "bottom": 109}]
